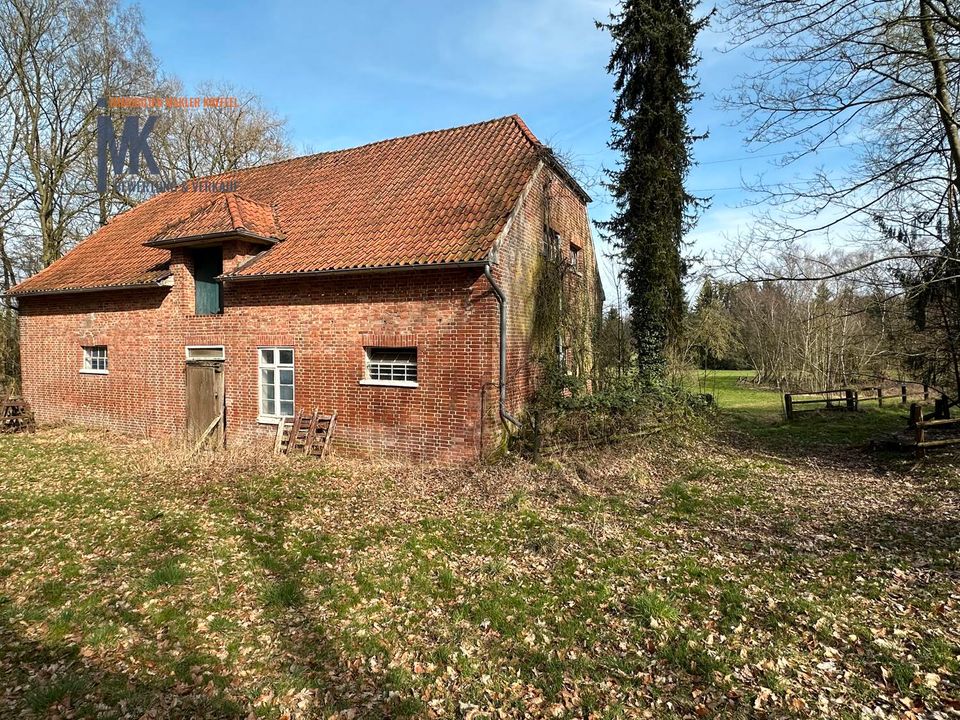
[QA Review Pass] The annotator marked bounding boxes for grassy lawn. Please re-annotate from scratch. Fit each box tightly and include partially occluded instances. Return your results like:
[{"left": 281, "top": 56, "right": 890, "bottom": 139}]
[
  {"left": 0, "top": 388, "right": 958, "bottom": 718},
  {"left": 694, "top": 370, "right": 915, "bottom": 453}
]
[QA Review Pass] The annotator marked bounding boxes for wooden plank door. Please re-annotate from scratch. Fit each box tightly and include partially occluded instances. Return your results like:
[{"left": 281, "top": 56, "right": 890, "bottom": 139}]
[{"left": 186, "top": 361, "right": 224, "bottom": 445}]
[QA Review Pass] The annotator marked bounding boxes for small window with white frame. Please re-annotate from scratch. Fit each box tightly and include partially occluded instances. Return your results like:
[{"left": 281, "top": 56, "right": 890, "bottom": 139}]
[
  {"left": 258, "top": 347, "right": 294, "bottom": 419},
  {"left": 186, "top": 345, "right": 225, "bottom": 361},
  {"left": 81, "top": 345, "right": 108, "bottom": 374},
  {"left": 363, "top": 347, "right": 418, "bottom": 386}
]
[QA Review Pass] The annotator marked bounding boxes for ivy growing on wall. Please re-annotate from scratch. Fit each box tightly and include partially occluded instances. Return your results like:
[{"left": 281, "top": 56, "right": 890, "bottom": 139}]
[{"left": 529, "top": 179, "right": 594, "bottom": 413}]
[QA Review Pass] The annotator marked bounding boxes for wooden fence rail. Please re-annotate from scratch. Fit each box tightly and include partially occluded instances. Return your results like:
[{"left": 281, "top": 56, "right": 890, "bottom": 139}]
[
  {"left": 855, "top": 384, "right": 931, "bottom": 407},
  {"left": 909, "top": 402, "right": 960, "bottom": 456},
  {"left": 785, "top": 383, "right": 940, "bottom": 419},
  {"left": 784, "top": 389, "right": 857, "bottom": 420}
]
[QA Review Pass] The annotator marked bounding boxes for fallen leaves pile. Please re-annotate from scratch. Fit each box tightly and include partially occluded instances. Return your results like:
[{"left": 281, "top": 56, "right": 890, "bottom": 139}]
[{"left": 0, "top": 418, "right": 957, "bottom": 718}]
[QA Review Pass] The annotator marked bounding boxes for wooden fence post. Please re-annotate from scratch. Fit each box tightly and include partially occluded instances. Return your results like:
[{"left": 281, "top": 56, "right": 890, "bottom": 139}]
[
  {"left": 877, "top": 387, "right": 883, "bottom": 407},
  {"left": 784, "top": 393, "right": 794, "bottom": 420},
  {"left": 935, "top": 397, "right": 947, "bottom": 419},
  {"left": 845, "top": 388, "right": 856, "bottom": 412},
  {"left": 901, "top": 384, "right": 908, "bottom": 404},
  {"left": 911, "top": 403, "right": 924, "bottom": 458},
  {"left": 909, "top": 403, "right": 922, "bottom": 427}
]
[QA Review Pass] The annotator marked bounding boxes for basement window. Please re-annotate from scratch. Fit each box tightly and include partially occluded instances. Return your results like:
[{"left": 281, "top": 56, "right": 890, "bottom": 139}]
[
  {"left": 361, "top": 347, "right": 418, "bottom": 387},
  {"left": 258, "top": 347, "right": 294, "bottom": 421},
  {"left": 81, "top": 346, "right": 108, "bottom": 374}
]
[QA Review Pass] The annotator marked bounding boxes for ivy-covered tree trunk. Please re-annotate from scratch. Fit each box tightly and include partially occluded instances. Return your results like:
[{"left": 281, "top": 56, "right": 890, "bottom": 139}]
[{"left": 598, "top": 0, "right": 707, "bottom": 381}]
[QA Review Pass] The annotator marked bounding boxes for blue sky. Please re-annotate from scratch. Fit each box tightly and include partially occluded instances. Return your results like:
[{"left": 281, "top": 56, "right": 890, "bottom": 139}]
[{"left": 139, "top": 0, "right": 849, "bottom": 303}]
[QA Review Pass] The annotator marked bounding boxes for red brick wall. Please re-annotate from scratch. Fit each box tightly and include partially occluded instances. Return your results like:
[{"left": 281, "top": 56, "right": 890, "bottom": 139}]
[
  {"left": 18, "top": 263, "right": 500, "bottom": 462},
  {"left": 492, "top": 164, "right": 602, "bottom": 417},
  {"left": 16, "top": 166, "right": 600, "bottom": 462}
]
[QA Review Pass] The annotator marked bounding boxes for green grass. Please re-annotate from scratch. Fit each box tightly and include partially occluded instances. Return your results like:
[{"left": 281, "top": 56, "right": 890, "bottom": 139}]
[
  {"left": 145, "top": 558, "right": 187, "bottom": 588},
  {"left": 0, "top": 398, "right": 956, "bottom": 718},
  {"left": 692, "top": 369, "right": 911, "bottom": 452},
  {"left": 262, "top": 578, "right": 305, "bottom": 609}
]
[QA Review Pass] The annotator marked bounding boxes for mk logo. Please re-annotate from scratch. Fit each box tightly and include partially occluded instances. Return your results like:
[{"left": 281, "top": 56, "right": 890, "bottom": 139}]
[{"left": 96, "top": 98, "right": 160, "bottom": 192}]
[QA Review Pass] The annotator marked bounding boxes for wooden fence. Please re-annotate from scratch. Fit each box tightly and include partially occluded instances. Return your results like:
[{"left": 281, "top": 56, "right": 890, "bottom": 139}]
[
  {"left": 783, "top": 388, "right": 857, "bottom": 420},
  {"left": 784, "top": 383, "right": 939, "bottom": 420},
  {"left": 909, "top": 402, "right": 960, "bottom": 456},
  {"left": 854, "top": 383, "right": 931, "bottom": 407}
]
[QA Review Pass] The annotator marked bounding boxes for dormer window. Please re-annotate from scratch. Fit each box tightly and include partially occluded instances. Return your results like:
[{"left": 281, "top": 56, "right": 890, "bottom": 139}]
[{"left": 140, "top": 192, "right": 283, "bottom": 318}]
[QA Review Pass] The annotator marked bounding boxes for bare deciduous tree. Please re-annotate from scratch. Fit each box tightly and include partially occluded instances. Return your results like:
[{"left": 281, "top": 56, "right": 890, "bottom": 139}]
[
  {"left": 718, "top": 0, "right": 960, "bottom": 397},
  {"left": 153, "top": 79, "right": 291, "bottom": 181},
  {"left": 0, "top": 0, "right": 156, "bottom": 268}
]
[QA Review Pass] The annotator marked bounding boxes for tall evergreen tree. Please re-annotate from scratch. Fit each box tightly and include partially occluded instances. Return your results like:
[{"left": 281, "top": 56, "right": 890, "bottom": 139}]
[{"left": 598, "top": 0, "right": 708, "bottom": 380}]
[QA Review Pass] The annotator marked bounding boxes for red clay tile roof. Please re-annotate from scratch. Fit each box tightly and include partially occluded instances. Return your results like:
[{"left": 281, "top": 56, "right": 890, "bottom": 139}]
[
  {"left": 11, "top": 115, "right": 578, "bottom": 296},
  {"left": 145, "top": 193, "right": 283, "bottom": 247}
]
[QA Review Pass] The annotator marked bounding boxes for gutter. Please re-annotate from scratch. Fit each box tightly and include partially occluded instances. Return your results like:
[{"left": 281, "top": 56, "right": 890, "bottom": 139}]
[
  {"left": 484, "top": 263, "right": 522, "bottom": 430},
  {"left": 143, "top": 229, "right": 280, "bottom": 249},
  {"left": 219, "top": 260, "right": 489, "bottom": 283},
  {"left": 7, "top": 277, "right": 172, "bottom": 298}
]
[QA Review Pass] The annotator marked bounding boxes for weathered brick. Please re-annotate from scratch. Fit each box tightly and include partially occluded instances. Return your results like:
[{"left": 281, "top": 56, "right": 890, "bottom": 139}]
[{"left": 18, "top": 166, "right": 600, "bottom": 462}]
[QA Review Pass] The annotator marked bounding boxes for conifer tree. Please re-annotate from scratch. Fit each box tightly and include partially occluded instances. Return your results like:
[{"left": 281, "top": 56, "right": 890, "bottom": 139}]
[{"left": 598, "top": 0, "right": 708, "bottom": 380}]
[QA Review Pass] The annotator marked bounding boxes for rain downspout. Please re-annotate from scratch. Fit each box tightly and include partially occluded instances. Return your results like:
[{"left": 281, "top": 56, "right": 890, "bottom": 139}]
[{"left": 484, "top": 263, "right": 522, "bottom": 430}]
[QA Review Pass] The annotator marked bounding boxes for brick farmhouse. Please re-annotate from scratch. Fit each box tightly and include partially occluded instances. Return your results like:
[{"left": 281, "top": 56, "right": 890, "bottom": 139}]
[{"left": 10, "top": 116, "right": 602, "bottom": 462}]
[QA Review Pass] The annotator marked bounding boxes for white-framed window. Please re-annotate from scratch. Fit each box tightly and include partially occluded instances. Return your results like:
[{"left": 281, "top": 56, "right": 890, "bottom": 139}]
[
  {"left": 258, "top": 347, "right": 294, "bottom": 419},
  {"left": 81, "top": 345, "right": 108, "bottom": 374},
  {"left": 362, "top": 347, "right": 418, "bottom": 387},
  {"left": 569, "top": 243, "right": 581, "bottom": 273},
  {"left": 185, "top": 345, "right": 225, "bottom": 361}
]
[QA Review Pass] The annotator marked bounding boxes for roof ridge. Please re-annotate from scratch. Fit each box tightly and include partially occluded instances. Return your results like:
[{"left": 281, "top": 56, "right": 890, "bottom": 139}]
[
  {"left": 509, "top": 114, "right": 542, "bottom": 149},
  {"left": 185, "top": 115, "right": 531, "bottom": 186},
  {"left": 149, "top": 193, "right": 225, "bottom": 241},
  {"left": 224, "top": 193, "right": 243, "bottom": 230}
]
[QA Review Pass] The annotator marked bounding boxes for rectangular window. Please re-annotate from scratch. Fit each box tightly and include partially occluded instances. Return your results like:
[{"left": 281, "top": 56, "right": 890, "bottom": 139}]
[
  {"left": 363, "top": 347, "right": 417, "bottom": 386},
  {"left": 542, "top": 226, "right": 560, "bottom": 257},
  {"left": 193, "top": 247, "right": 223, "bottom": 316},
  {"left": 569, "top": 243, "right": 581, "bottom": 272},
  {"left": 186, "top": 346, "right": 225, "bottom": 361},
  {"left": 81, "top": 345, "right": 108, "bottom": 374},
  {"left": 258, "top": 347, "right": 294, "bottom": 418}
]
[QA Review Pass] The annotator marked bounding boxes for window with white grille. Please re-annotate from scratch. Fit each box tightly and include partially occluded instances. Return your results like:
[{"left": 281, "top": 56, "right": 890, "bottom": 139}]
[
  {"left": 364, "top": 347, "right": 417, "bottom": 385},
  {"left": 81, "top": 346, "right": 108, "bottom": 374},
  {"left": 258, "top": 347, "right": 294, "bottom": 418}
]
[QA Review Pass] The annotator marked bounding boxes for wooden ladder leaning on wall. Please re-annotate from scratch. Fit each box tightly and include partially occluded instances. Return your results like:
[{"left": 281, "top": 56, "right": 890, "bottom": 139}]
[{"left": 274, "top": 408, "right": 337, "bottom": 458}]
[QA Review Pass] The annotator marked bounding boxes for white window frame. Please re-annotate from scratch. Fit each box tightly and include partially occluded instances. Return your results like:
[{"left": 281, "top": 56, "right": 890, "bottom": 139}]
[
  {"left": 257, "top": 347, "right": 295, "bottom": 423},
  {"left": 569, "top": 243, "right": 582, "bottom": 274},
  {"left": 185, "top": 345, "right": 225, "bottom": 361},
  {"left": 359, "top": 347, "right": 418, "bottom": 388},
  {"left": 80, "top": 345, "right": 108, "bottom": 375}
]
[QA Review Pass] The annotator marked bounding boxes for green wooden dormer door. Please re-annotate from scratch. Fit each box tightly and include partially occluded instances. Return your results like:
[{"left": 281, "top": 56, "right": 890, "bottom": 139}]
[{"left": 193, "top": 247, "right": 223, "bottom": 315}]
